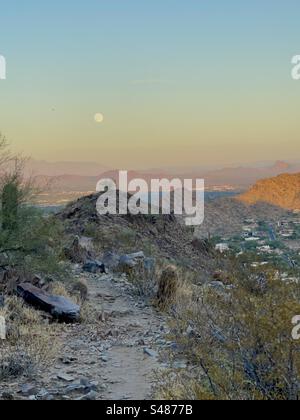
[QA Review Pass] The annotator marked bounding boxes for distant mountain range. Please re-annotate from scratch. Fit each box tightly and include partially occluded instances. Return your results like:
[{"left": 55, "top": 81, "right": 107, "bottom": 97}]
[
  {"left": 239, "top": 172, "right": 300, "bottom": 210},
  {"left": 24, "top": 159, "right": 110, "bottom": 177},
  {"left": 200, "top": 161, "right": 299, "bottom": 188},
  {"left": 30, "top": 159, "right": 300, "bottom": 195}
]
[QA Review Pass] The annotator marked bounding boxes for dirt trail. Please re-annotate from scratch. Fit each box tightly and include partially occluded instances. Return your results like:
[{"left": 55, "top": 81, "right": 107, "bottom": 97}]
[
  {"left": 0, "top": 251, "right": 171, "bottom": 401},
  {"left": 84, "top": 273, "right": 167, "bottom": 400},
  {"left": 1, "top": 270, "right": 168, "bottom": 400}
]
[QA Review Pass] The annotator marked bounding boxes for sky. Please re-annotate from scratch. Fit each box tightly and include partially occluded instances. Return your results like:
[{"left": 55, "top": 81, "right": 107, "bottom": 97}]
[{"left": 0, "top": 1, "right": 300, "bottom": 169}]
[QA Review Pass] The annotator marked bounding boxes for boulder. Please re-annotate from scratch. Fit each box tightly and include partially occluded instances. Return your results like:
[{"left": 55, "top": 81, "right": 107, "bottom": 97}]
[
  {"left": 102, "top": 251, "right": 120, "bottom": 270},
  {"left": 144, "top": 257, "right": 156, "bottom": 274},
  {"left": 31, "top": 274, "right": 46, "bottom": 289},
  {"left": 82, "top": 260, "right": 106, "bottom": 274},
  {"left": 117, "top": 252, "right": 145, "bottom": 273},
  {"left": 17, "top": 283, "right": 80, "bottom": 322},
  {"left": 119, "top": 255, "right": 137, "bottom": 270},
  {"left": 208, "top": 281, "right": 226, "bottom": 291},
  {"left": 126, "top": 251, "right": 145, "bottom": 260},
  {"left": 0, "top": 293, "right": 4, "bottom": 308},
  {"left": 102, "top": 251, "right": 147, "bottom": 273}
]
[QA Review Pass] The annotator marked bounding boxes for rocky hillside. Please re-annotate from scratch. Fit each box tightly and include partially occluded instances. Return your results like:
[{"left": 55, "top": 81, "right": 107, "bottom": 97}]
[
  {"left": 58, "top": 192, "right": 213, "bottom": 273},
  {"left": 195, "top": 197, "right": 289, "bottom": 239},
  {"left": 238, "top": 173, "right": 300, "bottom": 210}
]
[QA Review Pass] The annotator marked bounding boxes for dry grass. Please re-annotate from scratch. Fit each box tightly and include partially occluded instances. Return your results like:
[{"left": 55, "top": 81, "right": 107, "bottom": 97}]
[
  {"left": 79, "top": 301, "right": 101, "bottom": 325},
  {"left": 0, "top": 297, "right": 60, "bottom": 381},
  {"left": 49, "top": 280, "right": 101, "bottom": 325},
  {"left": 128, "top": 258, "right": 199, "bottom": 312},
  {"left": 155, "top": 265, "right": 179, "bottom": 311},
  {"left": 48, "top": 281, "right": 74, "bottom": 300},
  {"left": 71, "top": 279, "right": 88, "bottom": 303}
]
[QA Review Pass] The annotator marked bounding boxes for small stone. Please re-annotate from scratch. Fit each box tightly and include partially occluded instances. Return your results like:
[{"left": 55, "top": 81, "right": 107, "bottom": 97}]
[
  {"left": 2, "top": 392, "right": 14, "bottom": 400},
  {"left": 77, "top": 391, "right": 97, "bottom": 400},
  {"left": 19, "top": 384, "right": 39, "bottom": 397},
  {"left": 59, "top": 355, "right": 77, "bottom": 365},
  {"left": 143, "top": 348, "right": 158, "bottom": 358},
  {"left": 36, "top": 389, "right": 49, "bottom": 399},
  {"left": 186, "top": 326, "right": 194, "bottom": 335},
  {"left": 173, "top": 361, "right": 187, "bottom": 369},
  {"left": 57, "top": 373, "right": 75, "bottom": 382},
  {"left": 45, "top": 394, "right": 55, "bottom": 401},
  {"left": 79, "top": 378, "right": 89, "bottom": 387},
  {"left": 83, "top": 260, "right": 106, "bottom": 274},
  {"left": 64, "top": 384, "right": 85, "bottom": 394}
]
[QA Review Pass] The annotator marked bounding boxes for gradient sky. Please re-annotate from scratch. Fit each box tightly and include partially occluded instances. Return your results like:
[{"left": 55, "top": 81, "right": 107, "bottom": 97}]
[{"left": 0, "top": 1, "right": 300, "bottom": 169}]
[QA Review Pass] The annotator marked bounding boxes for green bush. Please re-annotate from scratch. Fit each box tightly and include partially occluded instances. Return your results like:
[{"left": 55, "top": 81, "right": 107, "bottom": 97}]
[{"left": 0, "top": 171, "right": 68, "bottom": 279}]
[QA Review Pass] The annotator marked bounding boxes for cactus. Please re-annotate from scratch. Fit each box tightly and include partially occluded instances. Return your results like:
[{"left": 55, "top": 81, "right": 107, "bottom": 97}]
[{"left": 1, "top": 181, "right": 19, "bottom": 231}]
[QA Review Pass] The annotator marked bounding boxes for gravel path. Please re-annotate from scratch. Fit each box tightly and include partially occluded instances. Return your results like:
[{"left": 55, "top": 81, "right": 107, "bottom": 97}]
[{"left": 1, "top": 271, "right": 168, "bottom": 400}]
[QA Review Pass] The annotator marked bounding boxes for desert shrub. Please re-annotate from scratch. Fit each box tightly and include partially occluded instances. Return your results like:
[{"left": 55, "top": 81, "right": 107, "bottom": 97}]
[
  {"left": 71, "top": 279, "right": 88, "bottom": 303},
  {"left": 160, "top": 267, "right": 300, "bottom": 400},
  {"left": 0, "top": 169, "right": 68, "bottom": 279},
  {"left": 79, "top": 301, "right": 102, "bottom": 325},
  {"left": 84, "top": 222, "right": 138, "bottom": 253},
  {"left": 127, "top": 258, "right": 164, "bottom": 298},
  {"left": 128, "top": 259, "right": 198, "bottom": 308},
  {"left": 0, "top": 297, "right": 60, "bottom": 380},
  {"left": 156, "top": 265, "right": 179, "bottom": 311},
  {"left": 1, "top": 180, "right": 19, "bottom": 231},
  {"left": 114, "top": 227, "right": 137, "bottom": 250},
  {"left": 132, "top": 265, "right": 156, "bottom": 297},
  {"left": 0, "top": 207, "right": 67, "bottom": 278}
]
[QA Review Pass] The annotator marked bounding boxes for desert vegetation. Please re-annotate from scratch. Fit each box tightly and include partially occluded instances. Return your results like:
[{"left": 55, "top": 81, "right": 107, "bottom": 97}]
[
  {"left": 155, "top": 262, "right": 300, "bottom": 400},
  {"left": 0, "top": 297, "right": 59, "bottom": 381},
  {"left": 0, "top": 136, "right": 68, "bottom": 382}
]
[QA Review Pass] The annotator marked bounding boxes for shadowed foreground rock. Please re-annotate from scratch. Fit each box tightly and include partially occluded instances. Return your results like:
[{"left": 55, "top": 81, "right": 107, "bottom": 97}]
[{"left": 17, "top": 283, "right": 80, "bottom": 322}]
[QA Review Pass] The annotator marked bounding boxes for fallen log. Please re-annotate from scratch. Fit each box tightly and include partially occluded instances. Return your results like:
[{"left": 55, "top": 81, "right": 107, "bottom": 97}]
[{"left": 17, "top": 283, "right": 80, "bottom": 322}]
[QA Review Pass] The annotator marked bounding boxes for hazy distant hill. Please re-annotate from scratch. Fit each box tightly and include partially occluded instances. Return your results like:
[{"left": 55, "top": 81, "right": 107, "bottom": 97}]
[
  {"left": 24, "top": 159, "right": 110, "bottom": 177},
  {"left": 30, "top": 161, "right": 300, "bottom": 205},
  {"left": 239, "top": 173, "right": 300, "bottom": 210},
  {"left": 201, "top": 161, "right": 300, "bottom": 188}
]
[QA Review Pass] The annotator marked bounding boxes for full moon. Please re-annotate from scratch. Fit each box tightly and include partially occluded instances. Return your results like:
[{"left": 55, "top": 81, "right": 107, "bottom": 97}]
[{"left": 94, "top": 113, "right": 104, "bottom": 123}]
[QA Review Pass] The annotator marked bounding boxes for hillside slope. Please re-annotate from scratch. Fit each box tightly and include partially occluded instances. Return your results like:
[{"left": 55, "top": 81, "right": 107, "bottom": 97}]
[
  {"left": 239, "top": 173, "right": 300, "bottom": 210},
  {"left": 58, "top": 192, "right": 207, "bottom": 271},
  {"left": 195, "top": 197, "right": 288, "bottom": 238}
]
